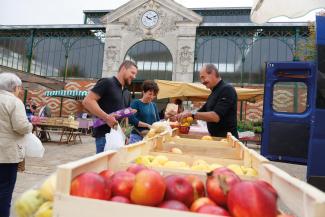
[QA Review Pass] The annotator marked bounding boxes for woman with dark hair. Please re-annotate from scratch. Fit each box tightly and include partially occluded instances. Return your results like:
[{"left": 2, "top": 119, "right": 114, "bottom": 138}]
[{"left": 129, "top": 80, "right": 160, "bottom": 143}]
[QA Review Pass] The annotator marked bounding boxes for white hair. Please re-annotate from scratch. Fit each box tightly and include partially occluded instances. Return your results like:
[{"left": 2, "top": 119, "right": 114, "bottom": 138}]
[{"left": 0, "top": 72, "right": 22, "bottom": 92}]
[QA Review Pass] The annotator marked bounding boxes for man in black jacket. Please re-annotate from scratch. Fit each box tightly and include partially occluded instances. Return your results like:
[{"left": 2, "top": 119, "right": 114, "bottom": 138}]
[
  {"left": 82, "top": 60, "right": 138, "bottom": 153},
  {"left": 178, "top": 64, "right": 238, "bottom": 138}
]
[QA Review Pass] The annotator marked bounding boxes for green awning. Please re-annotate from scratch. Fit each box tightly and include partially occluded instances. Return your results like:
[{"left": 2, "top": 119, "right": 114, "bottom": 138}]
[{"left": 44, "top": 90, "right": 88, "bottom": 100}]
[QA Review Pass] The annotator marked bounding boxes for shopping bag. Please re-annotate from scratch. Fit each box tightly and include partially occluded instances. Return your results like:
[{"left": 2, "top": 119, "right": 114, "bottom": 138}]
[
  {"left": 104, "top": 124, "right": 126, "bottom": 151},
  {"left": 19, "top": 133, "right": 45, "bottom": 158}
]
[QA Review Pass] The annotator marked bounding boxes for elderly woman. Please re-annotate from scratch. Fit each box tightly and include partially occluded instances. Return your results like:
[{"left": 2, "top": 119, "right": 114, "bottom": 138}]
[
  {"left": 0, "top": 72, "right": 33, "bottom": 217},
  {"left": 129, "top": 80, "right": 160, "bottom": 144}
]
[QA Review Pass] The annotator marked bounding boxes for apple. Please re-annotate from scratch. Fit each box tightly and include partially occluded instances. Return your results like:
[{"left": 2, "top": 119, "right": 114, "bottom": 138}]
[
  {"left": 190, "top": 197, "right": 216, "bottom": 212},
  {"left": 130, "top": 169, "right": 166, "bottom": 206},
  {"left": 212, "top": 167, "right": 235, "bottom": 176},
  {"left": 126, "top": 164, "right": 147, "bottom": 174},
  {"left": 185, "top": 175, "right": 205, "bottom": 200},
  {"left": 255, "top": 180, "right": 278, "bottom": 199},
  {"left": 110, "top": 171, "right": 135, "bottom": 199},
  {"left": 277, "top": 215, "right": 295, "bottom": 217},
  {"left": 197, "top": 205, "right": 231, "bottom": 216},
  {"left": 70, "top": 172, "right": 109, "bottom": 200},
  {"left": 206, "top": 169, "right": 241, "bottom": 206},
  {"left": 164, "top": 175, "right": 194, "bottom": 207},
  {"left": 99, "top": 169, "right": 114, "bottom": 185},
  {"left": 110, "top": 196, "right": 131, "bottom": 204},
  {"left": 159, "top": 200, "right": 189, "bottom": 211},
  {"left": 227, "top": 181, "right": 278, "bottom": 217}
]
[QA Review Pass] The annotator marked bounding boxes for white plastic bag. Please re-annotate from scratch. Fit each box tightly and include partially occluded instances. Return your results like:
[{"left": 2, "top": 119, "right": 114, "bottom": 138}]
[
  {"left": 19, "top": 133, "right": 45, "bottom": 158},
  {"left": 104, "top": 124, "right": 126, "bottom": 151}
]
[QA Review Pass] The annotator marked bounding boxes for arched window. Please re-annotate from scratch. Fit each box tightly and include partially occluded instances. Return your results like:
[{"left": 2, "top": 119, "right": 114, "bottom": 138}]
[{"left": 125, "top": 40, "right": 172, "bottom": 81}]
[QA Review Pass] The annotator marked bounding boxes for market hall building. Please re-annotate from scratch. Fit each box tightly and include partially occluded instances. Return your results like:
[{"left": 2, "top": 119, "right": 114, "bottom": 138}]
[{"left": 0, "top": 0, "right": 311, "bottom": 118}]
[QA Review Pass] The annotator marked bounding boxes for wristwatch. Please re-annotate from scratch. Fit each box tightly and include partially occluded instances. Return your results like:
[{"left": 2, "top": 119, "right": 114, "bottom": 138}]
[{"left": 191, "top": 111, "right": 197, "bottom": 119}]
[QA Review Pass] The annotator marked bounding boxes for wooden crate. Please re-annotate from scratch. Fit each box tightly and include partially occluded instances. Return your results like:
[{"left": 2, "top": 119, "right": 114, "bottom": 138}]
[
  {"left": 54, "top": 148, "right": 325, "bottom": 217},
  {"left": 55, "top": 150, "right": 212, "bottom": 217}
]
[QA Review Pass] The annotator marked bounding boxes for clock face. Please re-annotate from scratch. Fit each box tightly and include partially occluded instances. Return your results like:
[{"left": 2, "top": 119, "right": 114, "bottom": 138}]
[{"left": 141, "top": 10, "right": 159, "bottom": 28}]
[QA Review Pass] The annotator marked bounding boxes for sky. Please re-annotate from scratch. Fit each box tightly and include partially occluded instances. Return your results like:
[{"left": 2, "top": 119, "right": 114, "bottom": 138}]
[{"left": 0, "top": 0, "right": 323, "bottom": 25}]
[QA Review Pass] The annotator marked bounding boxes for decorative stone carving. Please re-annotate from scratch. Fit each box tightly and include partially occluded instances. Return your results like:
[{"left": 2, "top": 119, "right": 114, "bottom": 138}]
[
  {"left": 179, "top": 46, "right": 193, "bottom": 73},
  {"left": 124, "top": 0, "right": 181, "bottom": 39},
  {"left": 105, "top": 45, "right": 120, "bottom": 71}
]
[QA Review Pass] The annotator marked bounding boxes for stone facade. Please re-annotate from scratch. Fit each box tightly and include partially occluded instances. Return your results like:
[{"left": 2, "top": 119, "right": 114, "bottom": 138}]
[{"left": 101, "top": 0, "right": 202, "bottom": 82}]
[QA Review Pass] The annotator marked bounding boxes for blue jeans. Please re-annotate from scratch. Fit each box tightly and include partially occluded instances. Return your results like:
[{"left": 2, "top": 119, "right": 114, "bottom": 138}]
[
  {"left": 129, "top": 133, "right": 143, "bottom": 144},
  {"left": 0, "top": 163, "right": 18, "bottom": 217},
  {"left": 95, "top": 137, "right": 106, "bottom": 154}
]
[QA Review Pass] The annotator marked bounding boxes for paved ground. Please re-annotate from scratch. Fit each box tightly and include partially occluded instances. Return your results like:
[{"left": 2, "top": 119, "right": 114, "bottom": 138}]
[{"left": 10, "top": 135, "right": 307, "bottom": 217}]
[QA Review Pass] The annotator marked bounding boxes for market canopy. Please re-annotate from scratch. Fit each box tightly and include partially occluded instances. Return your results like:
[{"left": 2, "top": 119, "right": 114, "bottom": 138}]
[
  {"left": 44, "top": 90, "right": 88, "bottom": 100},
  {"left": 250, "top": 0, "right": 325, "bottom": 24},
  {"left": 155, "top": 80, "right": 264, "bottom": 102}
]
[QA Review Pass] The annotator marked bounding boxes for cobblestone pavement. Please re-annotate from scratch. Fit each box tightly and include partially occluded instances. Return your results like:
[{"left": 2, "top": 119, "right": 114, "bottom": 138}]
[{"left": 10, "top": 137, "right": 307, "bottom": 217}]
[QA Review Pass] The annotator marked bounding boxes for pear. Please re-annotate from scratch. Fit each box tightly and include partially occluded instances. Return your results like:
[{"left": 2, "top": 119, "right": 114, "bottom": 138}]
[
  {"left": 171, "top": 147, "right": 183, "bottom": 154},
  {"left": 39, "top": 173, "right": 56, "bottom": 201},
  {"left": 227, "top": 164, "right": 245, "bottom": 176},
  {"left": 152, "top": 155, "right": 169, "bottom": 166},
  {"left": 34, "top": 201, "right": 53, "bottom": 217}
]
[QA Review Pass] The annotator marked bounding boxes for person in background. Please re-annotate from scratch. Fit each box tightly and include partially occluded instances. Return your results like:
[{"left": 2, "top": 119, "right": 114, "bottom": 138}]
[
  {"left": 129, "top": 80, "right": 160, "bottom": 144},
  {"left": 25, "top": 97, "right": 36, "bottom": 118},
  {"left": 177, "top": 64, "right": 238, "bottom": 138},
  {"left": 0, "top": 72, "right": 33, "bottom": 217},
  {"left": 38, "top": 100, "right": 51, "bottom": 117},
  {"left": 82, "top": 60, "right": 138, "bottom": 153},
  {"left": 174, "top": 98, "right": 184, "bottom": 114}
]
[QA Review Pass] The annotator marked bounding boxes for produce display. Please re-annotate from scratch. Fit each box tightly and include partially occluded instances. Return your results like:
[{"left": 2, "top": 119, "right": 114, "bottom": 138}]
[
  {"left": 14, "top": 173, "right": 56, "bottom": 217},
  {"left": 69, "top": 165, "right": 292, "bottom": 217},
  {"left": 134, "top": 155, "right": 258, "bottom": 177}
]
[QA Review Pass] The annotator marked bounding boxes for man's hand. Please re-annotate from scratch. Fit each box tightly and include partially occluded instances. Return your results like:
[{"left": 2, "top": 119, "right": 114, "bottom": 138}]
[
  {"left": 176, "top": 111, "right": 192, "bottom": 122},
  {"left": 104, "top": 114, "right": 118, "bottom": 128}
]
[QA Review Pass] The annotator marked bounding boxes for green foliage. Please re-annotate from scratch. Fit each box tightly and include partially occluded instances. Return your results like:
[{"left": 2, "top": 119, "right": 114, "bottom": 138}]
[{"left": 237, "top": 120, "right": 262, "bottom": 133}]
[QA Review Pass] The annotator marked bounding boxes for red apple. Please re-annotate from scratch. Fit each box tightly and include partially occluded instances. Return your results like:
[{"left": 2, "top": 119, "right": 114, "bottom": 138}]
[
  {"left": 185, "top": 175, "right": 205, "bottom": 200},
  {"left": 70, "top": 172, "right": 109, "bottom": 200},
  {"left": 255, "top": 180, "right": 278, "bottom": 199},
  {"left": 197, "top": 205, "right": 231, "bottom": 216},
  {"left": 130, "top": 169, "right": 166, "bottom": 206},
  {"left": 159, "top": 200, "right": 189, "bottom": 211},
  {"left": 190, "top": 197, "right": 216, "bottom": 212},
  {"left": 99, "top": 169, "right": 114, "bottom": 181},
  {"left": 110, "top": 171, "right": 135, "bottom": 199},
  {"left": 277, "top": 215, "right": 295, "bottom": 217},
  {"left": 206, "top": 170, "right": 241, "bottom": 207},
  {"left": 126, "top": 164, "right": 147, "bottom": 174},
  {"left": 228, "top": 181, "right": 278, "bottom": 217},
  {"left": 110, "top": 196, "right": 131, "bottom": 204},
  {"left": 164, "top": 175, "right": 194, "bottom": 207}
]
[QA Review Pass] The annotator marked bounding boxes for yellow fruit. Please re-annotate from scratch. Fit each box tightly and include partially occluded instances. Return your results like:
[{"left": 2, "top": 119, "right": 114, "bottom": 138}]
[
  {"left": 34, "top": 201, "right": 53, "bottom": 217},
  {"left": 178, "top": 161, "right": 189, "bottom": 168},
  {"left": 192, "top": 159, "right": 208, "bottom": 166},
  {"left": 146, "top": 129, "right": 157, "bottom": 138},
  {"left": 39, "top": 174, "right": 56, "bottom": 201},
  {"left": 186, "top": 117, "right": 193, "bottom": 123},
  {"left": 201, "top": 135, "right": 213, "bottom": 141},
  {"left": 164, "top": 161, "right": 181, "bottom": 168},
  {"left": 15, "top": 189, "right": 44, "bottom": 217},
  {"left": 220, "top": 138, "right": 228, "bottom": 142},
  {"left": 181, "top": 122, "right": 190, "bottom": 127},
  {"left": 227, "top": 164, "right": 245, "bottom": 176},
  {"left": 209, "top": 163, "right": 223, "bottom": 171},
  {"left": 135, "top": 155, "right": 153, "bottom": 165},
  {"left": 152, "top": 155, "right": 169, "bottom": 166},
  {"left": 191, "top": 164, "right": 210, "bottom": 172},
  {"left": 171, "top": 147, "right": 183, "bottom": 154},
  {"left": 244, "top": 167, "right": 258, "bottom": 177}
]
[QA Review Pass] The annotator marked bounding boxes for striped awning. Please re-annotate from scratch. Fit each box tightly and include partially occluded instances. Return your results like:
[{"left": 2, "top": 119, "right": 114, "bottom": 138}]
[{"left": 44, "top": 90, "right": 88, "bottom": 100}]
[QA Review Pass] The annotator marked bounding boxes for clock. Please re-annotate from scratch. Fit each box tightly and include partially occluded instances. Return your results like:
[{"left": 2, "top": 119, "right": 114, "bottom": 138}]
[{"left": 141, "top": 10, "right": 159, "bottom": 28}]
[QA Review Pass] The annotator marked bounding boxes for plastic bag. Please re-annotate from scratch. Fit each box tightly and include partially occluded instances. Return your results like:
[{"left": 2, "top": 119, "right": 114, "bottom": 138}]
[
  {"left": 19, "top": 133, "right": 45, "bottom": 158},
  {"left": 104, "top": 124, "right": 126, "bottom": 151}
]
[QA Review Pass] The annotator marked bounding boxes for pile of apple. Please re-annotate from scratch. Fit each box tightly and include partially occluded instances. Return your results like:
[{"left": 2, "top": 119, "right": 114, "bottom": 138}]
[{"left": 70, "top": 164, "right": 293, "bottom": 217}]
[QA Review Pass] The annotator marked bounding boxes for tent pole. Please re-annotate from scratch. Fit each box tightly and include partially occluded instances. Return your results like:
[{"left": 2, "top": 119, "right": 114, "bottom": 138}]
[{"left": 59, "top": 97, "right": 63, "bottom": 117}]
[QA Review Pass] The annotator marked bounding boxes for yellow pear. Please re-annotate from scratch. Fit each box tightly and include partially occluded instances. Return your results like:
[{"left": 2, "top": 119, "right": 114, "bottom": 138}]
[
  {"left": 244, "top": 167, "right": 258, "bottom": 177},
  {"left": 164, "top": 161, "right": 181, "bottom": 169},
  {"left": 34, "top": 201, "right": 53, "bottom": 217},
  {"left": 227, "top": 164, "right": 245, "bottom": 176},
  {"left": 192, "top": 159, "right": 208, "bottom": 166},
  {"left": 191, "top": 164, "right": 210, "bottom": 172},
  {"left": 39, "top": 173, "right": 56, "bottom": 201},
  {"left": 201, "top": 135, "right": 213, "bottom": 141},
  {"left": 209, "top": 163, "right": 223, "bottom": 171},
  {"left": 171, "top": 147, "right": 183, "bottom": 154},
  {"left": 152, "top": 155, "right": 169, "bottom": 166},
  {"left": 14, "top": 189, "right": 44, "bottom": 217}
]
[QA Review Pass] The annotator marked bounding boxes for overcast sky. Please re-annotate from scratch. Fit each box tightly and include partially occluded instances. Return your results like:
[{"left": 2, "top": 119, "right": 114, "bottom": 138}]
[{"left": 0, "top": 0, "right": 322, "bottom": 25}]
